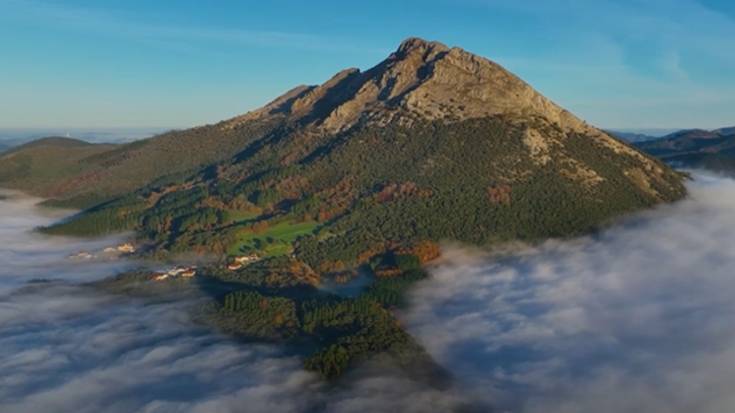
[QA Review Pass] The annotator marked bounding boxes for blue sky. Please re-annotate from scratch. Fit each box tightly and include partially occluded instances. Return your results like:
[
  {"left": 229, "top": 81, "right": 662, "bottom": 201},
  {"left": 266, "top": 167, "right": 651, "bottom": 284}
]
[{"left": 1, "top": 0, "right": 734, "bottom": 130}]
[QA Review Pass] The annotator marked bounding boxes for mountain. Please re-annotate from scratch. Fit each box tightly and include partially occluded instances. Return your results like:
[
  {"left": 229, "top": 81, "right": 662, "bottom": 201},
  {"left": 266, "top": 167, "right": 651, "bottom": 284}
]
[
  {"left": 43, "top": 37, "right": 685, "bottom": 253},
  {"left": 637, "top": 127, "right": 735, "bottom": 174},
  {"left": 11, "top": 38, "right": 687, "bottom": 378}
]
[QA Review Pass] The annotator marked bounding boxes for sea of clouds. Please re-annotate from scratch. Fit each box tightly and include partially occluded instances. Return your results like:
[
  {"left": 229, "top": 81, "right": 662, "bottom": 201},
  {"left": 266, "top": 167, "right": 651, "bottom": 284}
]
[
  {"left": 2, "top": 173, "right": 735, "bottom": 412},
  {"left": 403, "top": 172, "right": 735, "bottom": 413}
]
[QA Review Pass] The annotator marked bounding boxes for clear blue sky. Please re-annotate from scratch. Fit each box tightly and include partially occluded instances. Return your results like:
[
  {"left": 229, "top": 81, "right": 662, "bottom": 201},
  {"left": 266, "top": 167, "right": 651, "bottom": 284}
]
[{"left": 2, "top": 0, "right": 734, "bottom": 130}]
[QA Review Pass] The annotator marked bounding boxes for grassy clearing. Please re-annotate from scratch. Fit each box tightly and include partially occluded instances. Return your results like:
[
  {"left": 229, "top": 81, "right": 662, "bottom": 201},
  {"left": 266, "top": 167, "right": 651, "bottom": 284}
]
[{"left": 228, "top": 220, "right": 319, "bottom": 257}]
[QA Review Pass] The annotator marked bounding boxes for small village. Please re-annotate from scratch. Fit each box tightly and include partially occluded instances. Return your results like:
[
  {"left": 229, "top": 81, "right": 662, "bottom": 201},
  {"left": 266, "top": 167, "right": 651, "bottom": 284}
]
[
  {"left": 68, "top": 243, "right": 137, "bottom": 261},
  {"left": 226, "top": 253, "right": 260, "bottom": 271},
  {"left": 151, "top": 254, "right": 261, "bottom": 282},
  {"left": 69, "top": 242, "right": 261, "bottom": 281},
  {"left": 104, "top": 243, "right": 136, "bottom": 254},
  {"left": 151, "top": 266, "right": 197, "bottom": 281}
]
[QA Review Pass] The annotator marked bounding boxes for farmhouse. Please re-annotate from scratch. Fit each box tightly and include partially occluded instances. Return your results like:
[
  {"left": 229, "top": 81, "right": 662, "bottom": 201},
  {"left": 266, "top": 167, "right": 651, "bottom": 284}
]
[
  {"left": 234, "top": 254, "right": 260, "bottom": 264},
  {"left": 152, "top": 266, "right": 197, "bottom": 281},
  {"left": 117, "top": 243, "right": 136, "bottom": 254}
]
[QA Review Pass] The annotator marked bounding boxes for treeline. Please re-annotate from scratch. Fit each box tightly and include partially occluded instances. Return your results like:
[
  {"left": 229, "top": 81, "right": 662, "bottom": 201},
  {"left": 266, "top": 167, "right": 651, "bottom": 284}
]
[
  {"left": 213, "top": 290, "right": 300, "bottom": 340},
  {"left": 41, "top": 195, "right": 145, "bottom": 236},
  {"left": 302, "top": 296, "right": 424, "bottom": 378}
]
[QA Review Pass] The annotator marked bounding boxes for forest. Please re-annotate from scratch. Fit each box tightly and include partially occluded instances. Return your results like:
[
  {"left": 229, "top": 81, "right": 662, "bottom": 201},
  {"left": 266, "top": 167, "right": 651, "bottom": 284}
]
[
  {"left": 43, "top": 115, "right": 686, "bottom": 378},
  {"left": 202, "top": 252, "right": 436, "bottom": 379}
]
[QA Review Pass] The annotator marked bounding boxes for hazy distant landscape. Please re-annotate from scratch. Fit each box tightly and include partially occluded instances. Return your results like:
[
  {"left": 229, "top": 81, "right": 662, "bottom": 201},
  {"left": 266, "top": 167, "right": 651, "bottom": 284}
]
[{"left": 0, "top": 127, "right": 173, "bottom": 148}]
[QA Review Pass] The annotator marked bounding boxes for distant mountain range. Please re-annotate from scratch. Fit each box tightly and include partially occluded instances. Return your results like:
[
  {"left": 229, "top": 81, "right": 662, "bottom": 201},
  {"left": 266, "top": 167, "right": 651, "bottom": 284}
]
[
  {"left": 0, "top": 127, "right": 170, "bottom": 144},
  {"left": 0, "top": 38, "right": 688, "bottom": 378},
  {"left": 607, "top": 130, "right": 660, "bottom": 143},
  {"left": 636, "top": 127, "right": 735, "bottom": 174}
]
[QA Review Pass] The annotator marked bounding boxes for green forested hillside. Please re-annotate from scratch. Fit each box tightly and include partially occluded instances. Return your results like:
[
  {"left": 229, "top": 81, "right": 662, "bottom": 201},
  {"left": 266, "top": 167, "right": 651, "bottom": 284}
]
[
  {"left": 47, "top": 116, "right": 685, "bottom": 267},
  {"left": 48, "top": 115, "right": 685, "bottom": 379},
  {"left": 0, "top": 119, "right": 286, "bottom": 208}
]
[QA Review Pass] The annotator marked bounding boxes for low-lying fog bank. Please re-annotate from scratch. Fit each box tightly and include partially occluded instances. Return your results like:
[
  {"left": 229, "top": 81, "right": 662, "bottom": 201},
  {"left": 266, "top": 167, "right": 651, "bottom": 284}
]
[
  {"left": 0, "top": 192, "right": 463, "bottom": 413},
  {"left": 0, "top": 193, "right": 317, "bottom": 412},
  {"left": 403, "top": 172, "right": 735, "bottom": 413},
  {"left": 0, "top": 191, "right": 132, "bottom": 293}
]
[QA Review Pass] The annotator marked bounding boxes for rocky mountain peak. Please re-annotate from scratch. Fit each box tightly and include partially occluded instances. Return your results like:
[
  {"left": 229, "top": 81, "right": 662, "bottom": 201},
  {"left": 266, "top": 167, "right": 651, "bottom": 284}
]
[
  {"left": 228, "top": 37, "right": 592, "bottom": 134},
  {"left": 393, "top": 37, "right": 450, "bottom": 61}
]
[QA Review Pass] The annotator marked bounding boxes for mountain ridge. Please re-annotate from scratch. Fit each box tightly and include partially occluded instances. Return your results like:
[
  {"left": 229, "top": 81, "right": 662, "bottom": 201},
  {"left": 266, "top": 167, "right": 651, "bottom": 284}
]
[
  {"left": 637, "top": 126, "right": 735, "bottom": 157},
  {"left": 637, "top": 126, "right": 735, "bottom": 174}
]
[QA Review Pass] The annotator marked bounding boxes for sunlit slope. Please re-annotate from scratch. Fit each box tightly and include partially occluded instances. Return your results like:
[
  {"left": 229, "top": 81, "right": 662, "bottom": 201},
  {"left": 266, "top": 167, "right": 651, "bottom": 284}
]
[{"left": 46, "top": 39, "right": 686, "bottom": 267}]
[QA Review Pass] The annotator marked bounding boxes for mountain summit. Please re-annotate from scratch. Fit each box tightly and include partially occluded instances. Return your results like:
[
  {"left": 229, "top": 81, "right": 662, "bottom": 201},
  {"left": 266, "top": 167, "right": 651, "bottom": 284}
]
[{"left": 231, "top": 37, "right": 585, "bottom": 133}]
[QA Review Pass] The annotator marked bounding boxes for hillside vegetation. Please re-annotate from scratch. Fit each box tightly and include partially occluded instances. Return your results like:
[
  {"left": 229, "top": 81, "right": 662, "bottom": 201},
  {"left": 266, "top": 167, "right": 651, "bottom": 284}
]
[
  {"left": 0, "top": 120, "right": 285, "bottom": 208},
  {"left": 0, "top": 137, "right": 117, "bottom": 203}
]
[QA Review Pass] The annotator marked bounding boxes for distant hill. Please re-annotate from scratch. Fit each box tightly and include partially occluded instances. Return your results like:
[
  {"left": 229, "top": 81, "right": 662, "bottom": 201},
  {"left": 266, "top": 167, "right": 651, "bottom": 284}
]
[
  {"left": 637, "top": 127, "right": 735, "bottom": 174},
  {"left": 0, "top": 119, "right": 291, "bottom": 208},
  {"left": 4, "top": 136, "right": 94, "bottom": 153},
  {"left": 0, "top": 137, "right": 118, "bottom": 200}
]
